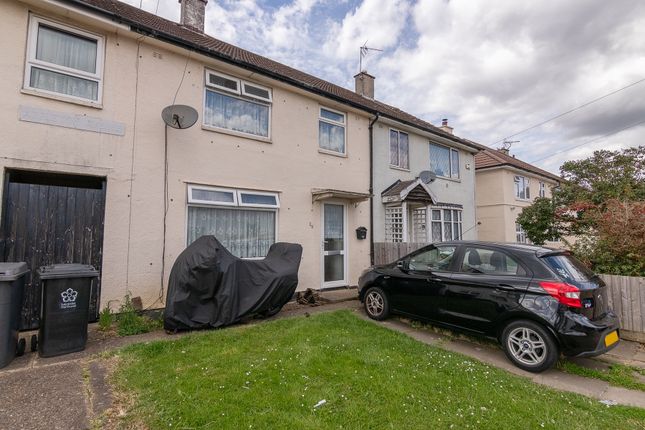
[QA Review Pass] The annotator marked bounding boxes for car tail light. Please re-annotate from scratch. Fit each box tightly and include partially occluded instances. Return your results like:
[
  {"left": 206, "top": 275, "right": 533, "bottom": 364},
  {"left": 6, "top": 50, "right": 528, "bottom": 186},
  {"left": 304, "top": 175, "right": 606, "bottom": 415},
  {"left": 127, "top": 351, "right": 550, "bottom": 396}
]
[{"left": 539, "top": 281, "right": 582, "bottom": 308}]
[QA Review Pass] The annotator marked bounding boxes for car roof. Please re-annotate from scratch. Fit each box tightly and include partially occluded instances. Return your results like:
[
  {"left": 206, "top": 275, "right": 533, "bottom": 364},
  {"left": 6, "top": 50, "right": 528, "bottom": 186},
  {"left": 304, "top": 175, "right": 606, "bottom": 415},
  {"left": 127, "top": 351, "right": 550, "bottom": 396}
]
[{"left": 435, "top": 240, "right": 561, "bottom": 255}]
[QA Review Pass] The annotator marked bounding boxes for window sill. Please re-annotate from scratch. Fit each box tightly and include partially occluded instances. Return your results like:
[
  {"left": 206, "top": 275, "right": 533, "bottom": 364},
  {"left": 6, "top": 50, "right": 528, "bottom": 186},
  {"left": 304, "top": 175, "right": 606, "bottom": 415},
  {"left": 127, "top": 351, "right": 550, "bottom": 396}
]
[
  {"left": 514, "top": 198, "right": 531, "bottom": 203},
  {"left": 389, "top": 165, "right": 410, "bottom": 172},
  {"left": 435, "top": 175, "right": 461, "bottom": 183},
  {"left": 21, "top": 88, "right": 103, "bottom": 109},
  {"left": 201, "top": 125, "right": 272, "bottom": 143},
  {"left": 318, "top": 148, "right": 347, "bottom": 158}
]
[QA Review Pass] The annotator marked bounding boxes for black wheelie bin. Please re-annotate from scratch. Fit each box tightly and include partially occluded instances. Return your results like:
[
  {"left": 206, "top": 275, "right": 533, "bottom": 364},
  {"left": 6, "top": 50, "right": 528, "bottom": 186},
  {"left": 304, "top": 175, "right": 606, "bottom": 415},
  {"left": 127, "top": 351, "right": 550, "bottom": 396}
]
[
  {"left": 0, "top": 262, "right": 29, "bottom": 368},
  {"left": 37, "top": 264, "right": 98, "bottom": 357}
]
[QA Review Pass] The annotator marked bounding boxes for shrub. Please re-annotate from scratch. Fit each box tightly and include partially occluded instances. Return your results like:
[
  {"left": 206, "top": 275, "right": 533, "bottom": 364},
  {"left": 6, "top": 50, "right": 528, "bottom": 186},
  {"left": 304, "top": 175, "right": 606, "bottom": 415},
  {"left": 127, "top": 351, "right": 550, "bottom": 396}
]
[{"left": 116, "top": 294, "right": 162, "bottom": 336}]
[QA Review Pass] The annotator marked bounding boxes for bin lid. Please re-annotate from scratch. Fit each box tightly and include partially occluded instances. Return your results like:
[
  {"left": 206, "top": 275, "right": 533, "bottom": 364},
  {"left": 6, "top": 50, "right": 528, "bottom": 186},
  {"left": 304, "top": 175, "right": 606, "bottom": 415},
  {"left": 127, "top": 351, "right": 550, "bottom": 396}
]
[
  {"left": 37, "top": 264, "right": 99, "bottom": 280},
  {"left": 0, "top": 262, "right": 29, "bottom": 281}
]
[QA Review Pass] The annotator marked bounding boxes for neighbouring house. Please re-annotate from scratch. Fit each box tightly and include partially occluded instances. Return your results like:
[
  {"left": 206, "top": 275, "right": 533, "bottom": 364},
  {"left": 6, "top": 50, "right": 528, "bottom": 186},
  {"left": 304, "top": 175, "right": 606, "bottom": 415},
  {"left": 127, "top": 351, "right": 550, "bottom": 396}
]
[
  {"left": 0, "top": 0, "right": 480, "bottom": 329},
  {"left": 475, "top": 148, "right": 561, "bottom": 244},
  {"left": 356, "top": 69, "right": 482, "bottom": 246}
]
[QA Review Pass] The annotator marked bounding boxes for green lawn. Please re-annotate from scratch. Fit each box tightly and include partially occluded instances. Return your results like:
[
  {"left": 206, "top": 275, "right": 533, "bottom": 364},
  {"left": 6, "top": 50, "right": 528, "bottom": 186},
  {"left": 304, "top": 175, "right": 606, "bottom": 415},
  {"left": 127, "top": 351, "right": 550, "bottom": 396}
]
[{"left": 110, "top": 310, "right": 645, "bottom": 429}]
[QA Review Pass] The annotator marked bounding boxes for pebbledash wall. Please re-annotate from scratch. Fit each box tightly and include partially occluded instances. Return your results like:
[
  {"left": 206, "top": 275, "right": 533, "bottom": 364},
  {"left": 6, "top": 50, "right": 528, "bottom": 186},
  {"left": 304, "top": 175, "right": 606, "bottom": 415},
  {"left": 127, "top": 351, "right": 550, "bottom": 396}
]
[{"left": 0, "top": 0, "right": 371, "bottom": 311}]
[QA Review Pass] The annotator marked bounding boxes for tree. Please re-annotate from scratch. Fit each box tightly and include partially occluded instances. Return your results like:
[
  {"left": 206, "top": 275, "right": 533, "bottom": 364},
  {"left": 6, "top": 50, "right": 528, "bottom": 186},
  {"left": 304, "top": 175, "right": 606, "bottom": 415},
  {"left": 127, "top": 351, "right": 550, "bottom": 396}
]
[{"left": 516, "top": 146, "right": 645, "bottom": 275}]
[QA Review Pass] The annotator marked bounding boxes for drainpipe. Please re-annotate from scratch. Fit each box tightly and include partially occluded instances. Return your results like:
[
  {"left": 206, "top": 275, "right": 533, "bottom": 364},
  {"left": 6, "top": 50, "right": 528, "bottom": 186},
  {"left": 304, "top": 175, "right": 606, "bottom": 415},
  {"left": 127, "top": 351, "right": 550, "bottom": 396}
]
[{"left": 368, "top": 113, "right": 380, "bottom": 266}]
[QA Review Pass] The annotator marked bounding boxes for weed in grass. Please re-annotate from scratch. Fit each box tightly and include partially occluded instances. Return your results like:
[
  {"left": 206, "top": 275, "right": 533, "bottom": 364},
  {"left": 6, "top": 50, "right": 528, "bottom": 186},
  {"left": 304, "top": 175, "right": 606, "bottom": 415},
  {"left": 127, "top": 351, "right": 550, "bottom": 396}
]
[
  {"left": 111, "top": 310, "right": 645, "bottom": 429},
  {"left": 115, "top": 294, "right": 162, "bottom": 337},
  {"left": 558, "top": 360, "right": 645, "bottom": 392},
  {"left": 98, "top": 305, "right": 113, "bottom": 332}
]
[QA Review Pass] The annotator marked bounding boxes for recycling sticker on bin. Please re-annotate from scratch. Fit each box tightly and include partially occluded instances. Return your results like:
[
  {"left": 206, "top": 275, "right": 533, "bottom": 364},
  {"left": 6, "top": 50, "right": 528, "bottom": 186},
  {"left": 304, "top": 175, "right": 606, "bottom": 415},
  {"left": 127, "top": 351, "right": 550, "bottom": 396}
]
[{"left": 60, "top": 288, "right": 78, "bottom": 309}]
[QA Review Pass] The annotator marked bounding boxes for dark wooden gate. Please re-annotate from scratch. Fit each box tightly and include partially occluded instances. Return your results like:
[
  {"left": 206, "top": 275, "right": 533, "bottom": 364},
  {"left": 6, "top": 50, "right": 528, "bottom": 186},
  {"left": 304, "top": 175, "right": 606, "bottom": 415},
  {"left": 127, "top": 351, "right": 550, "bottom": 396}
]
[{"left": 0, "top": 170, "right": 106, "bottom": 330}]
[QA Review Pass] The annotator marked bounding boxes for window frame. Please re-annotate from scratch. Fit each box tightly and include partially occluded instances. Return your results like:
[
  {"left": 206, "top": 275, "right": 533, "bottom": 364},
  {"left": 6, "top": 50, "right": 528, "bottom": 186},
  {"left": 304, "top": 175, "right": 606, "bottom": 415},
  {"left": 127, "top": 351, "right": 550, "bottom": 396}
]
[
  {"left": 514, "top": 175, "right": 530, "bottom": 200},
  {"left": 429, "top": 143, "right": 460, "bottom": 179},
  {"left": 203, "top": 69, "right": 272, "bottom": 139},
  {"left": 407, "top": 244, "right": 458, "bottom": 273},
  {"left": 24, "top": 15, "right": 105, "bottom": 104},
  {"left": 186, "top": 185, "right": 279, "bottom": 258},
  {"left": 539, "top": 181, "right": 546, "bottom": 198},
  {"left": 515, "top": 223, "right": 528, "bottom": 243},
  {"left": 318, "top": 106, "right": 347, "bottom": 155},
  {"left": 430, "top": 207, "right": 463, "bottom": 242},
  {"left": 389, "top": 128, "right": 410, "bottom": 170}
]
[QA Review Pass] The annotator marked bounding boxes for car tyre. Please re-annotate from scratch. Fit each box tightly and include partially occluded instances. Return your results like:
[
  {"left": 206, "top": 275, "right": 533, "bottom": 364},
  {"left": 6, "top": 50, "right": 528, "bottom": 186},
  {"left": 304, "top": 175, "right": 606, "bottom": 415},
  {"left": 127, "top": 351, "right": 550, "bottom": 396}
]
[
  {"left": 364, "top": 287, "right": 390, "bottom": 321},
  {"left": 501, "top": 320, "right": 559, "bottom": 373}
]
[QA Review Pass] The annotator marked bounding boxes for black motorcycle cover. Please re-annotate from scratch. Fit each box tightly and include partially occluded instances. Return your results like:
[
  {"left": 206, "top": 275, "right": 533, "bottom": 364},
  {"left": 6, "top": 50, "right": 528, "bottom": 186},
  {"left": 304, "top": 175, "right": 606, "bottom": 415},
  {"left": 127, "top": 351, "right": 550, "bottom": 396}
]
[{"left": 163, "top": 236, "right": 303, "bottom": 331}]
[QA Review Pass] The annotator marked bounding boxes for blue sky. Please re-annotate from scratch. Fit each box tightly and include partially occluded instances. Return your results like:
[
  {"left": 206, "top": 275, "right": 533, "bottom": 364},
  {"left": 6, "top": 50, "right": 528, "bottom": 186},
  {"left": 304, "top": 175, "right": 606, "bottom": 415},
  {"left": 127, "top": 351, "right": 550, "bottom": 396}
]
[{"left": 125, "top": 0, "right": 645, "bottom": 174}]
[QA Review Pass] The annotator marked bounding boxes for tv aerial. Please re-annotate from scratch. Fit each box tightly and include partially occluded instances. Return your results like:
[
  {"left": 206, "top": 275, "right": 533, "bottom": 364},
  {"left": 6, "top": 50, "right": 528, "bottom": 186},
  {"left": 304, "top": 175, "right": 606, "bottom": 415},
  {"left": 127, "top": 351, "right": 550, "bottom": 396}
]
[
  {"left": 418, "top": 170, "right": 437, "bottom": 184},
  {"left": 359, "top": 41, "right": 383, "bottom": 72},
  {"left": 161, "top": 105, "right": 198, "bottom": 129},
  {"left": 501, "top": 139, "right": 519, "bottom": 151}
]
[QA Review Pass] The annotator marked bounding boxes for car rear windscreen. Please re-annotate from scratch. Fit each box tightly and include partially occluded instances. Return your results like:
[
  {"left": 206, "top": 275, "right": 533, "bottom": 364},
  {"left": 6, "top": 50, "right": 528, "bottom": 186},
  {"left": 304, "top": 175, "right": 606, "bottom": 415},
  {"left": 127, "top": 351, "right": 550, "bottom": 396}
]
[{"left": 543, "top": 254, "right": 596, "bottom": 283}]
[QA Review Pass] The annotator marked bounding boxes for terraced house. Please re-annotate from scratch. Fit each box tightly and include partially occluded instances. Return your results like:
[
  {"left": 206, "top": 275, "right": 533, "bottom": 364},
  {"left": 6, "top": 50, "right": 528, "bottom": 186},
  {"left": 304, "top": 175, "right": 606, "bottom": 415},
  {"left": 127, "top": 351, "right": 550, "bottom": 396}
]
[{"left": 0, "top": 0, "right": 482, "bottom": 329}]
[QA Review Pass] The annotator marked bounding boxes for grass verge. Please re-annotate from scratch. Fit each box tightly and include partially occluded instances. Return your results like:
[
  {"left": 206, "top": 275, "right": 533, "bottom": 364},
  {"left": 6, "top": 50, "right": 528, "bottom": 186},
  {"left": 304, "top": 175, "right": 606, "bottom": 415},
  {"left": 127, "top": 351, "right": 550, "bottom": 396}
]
[
  {"left": 110, "top": 310, "right": 645, "bottom": 429},
  {"left": 558, "top": 360, "right": 645, "bottom": 392}
]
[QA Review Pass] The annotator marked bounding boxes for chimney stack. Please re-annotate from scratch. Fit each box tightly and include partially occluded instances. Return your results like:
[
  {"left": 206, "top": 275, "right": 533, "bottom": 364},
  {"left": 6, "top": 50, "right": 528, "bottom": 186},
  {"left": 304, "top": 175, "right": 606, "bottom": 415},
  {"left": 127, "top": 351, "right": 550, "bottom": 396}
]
[
  {"left": 179, "top": 0, "right": 208, "bottom": 32},
  {"left": 354, "top": 71, "right": 375, "bottom": 99},
  {"left": 440, "top": 118, "right": 453, "bottom": 135}
]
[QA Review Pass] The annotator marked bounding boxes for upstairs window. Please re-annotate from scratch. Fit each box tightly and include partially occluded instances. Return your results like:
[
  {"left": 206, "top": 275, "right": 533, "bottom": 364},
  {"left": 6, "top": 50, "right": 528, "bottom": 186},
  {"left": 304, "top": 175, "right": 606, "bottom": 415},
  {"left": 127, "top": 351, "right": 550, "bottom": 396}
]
[
  {"left": 514, "top": 175, "right": 530, "bottom": 200},
  {"left": 389, "top": 129, "right": 409, "bottom": 169},
  {"left": 25, "top": 16, "right": 104, "bottom": 102},
  {"left": 319, "top": 107, "right": 346, "bottom": 154},
  {"left": 539, "top": 181, "right": 546, "bottom": 198},
  {"left": 204, "top": 70, "right": 271, "bottom": 138},
  {"left": 429, "top": 143, "right": 459, "bottom": 179}
]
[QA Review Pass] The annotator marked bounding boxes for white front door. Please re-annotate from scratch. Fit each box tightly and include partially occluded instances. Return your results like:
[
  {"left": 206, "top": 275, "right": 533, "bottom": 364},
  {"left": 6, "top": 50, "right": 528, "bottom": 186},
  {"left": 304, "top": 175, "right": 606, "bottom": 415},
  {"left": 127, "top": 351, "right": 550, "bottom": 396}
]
[{"left": 322, "top": 202, "right": 347, "bottom": 288}]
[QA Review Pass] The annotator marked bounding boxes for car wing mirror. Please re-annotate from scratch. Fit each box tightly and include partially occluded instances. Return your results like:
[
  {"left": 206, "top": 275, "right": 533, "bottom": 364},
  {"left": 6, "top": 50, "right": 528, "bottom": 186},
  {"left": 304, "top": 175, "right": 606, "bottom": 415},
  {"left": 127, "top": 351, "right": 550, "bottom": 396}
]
[{"left": 396, "top": 260, "right": 409, "bottom": 272}]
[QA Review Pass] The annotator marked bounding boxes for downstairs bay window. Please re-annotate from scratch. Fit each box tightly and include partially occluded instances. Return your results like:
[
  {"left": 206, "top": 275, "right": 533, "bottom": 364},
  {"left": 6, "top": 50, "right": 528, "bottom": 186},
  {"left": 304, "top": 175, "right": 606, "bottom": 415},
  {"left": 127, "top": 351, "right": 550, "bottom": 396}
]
[
  {"left": 187, "top": 185, "right": 279, "bottom": 258},
  {"left": 384, "top": 204, "right": 463, "bottom": 243}
]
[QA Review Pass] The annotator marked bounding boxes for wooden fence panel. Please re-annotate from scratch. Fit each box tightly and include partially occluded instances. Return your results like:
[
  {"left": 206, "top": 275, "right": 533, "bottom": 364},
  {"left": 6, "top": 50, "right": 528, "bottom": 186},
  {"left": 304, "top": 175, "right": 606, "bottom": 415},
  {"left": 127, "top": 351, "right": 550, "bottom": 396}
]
[{"left": 374, "top": 242, "right": 430, "bottom": 265}]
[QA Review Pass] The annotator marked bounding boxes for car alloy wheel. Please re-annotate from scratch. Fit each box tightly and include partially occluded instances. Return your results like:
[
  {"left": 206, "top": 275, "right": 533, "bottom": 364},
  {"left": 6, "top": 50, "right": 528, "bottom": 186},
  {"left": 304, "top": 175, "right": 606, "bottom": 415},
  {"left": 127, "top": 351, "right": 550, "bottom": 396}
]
[
  {"left": 506, "top": 327, "right": 547, "bottom": 366},
  {"left": 366, "top": 291, "right": 384, "bottom": 317},
  {"left": 363, "top": 287, "right": 389, "bottom": 320}
]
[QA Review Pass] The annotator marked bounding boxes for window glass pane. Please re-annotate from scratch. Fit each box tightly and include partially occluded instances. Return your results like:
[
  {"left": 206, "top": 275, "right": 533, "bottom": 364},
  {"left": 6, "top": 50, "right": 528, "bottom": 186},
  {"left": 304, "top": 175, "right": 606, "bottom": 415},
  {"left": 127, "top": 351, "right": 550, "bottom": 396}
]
[
  {"left": 431, "top": 221, "right": 442, "bottom": 242},
  {"left": 240, "top": 193, "right": 277, "bottom": 206},
  {"left": 409, "top": 246, "right": 456, "bottom": 271},
  {"left": 444, "top": 222, "right": 453, "bottom": 240},
  {"left": 187, "top": 207, "right": 275, "bottom": 258},
  {"left": 389, "top": 130, "right": 399, "bottom": 166},
  {"left": 444, "top": 209, "right": 452, "bottom": 222},
  {"left": 431, "top": 209, "right": 441, "bottom": 221},
  {"left": 320, "top": 108, "right": 344, "bottom": 123},
  {"left": 30, "top": 67, "right": 98, "bottom": 100},
  {"left": 399, "top": 132, "right": 409, "bottom": 169},
  {"left": 429, "top": 144, "right": 450, "bottom": 177},
  {"left": 453, "top": 222, "right": 460, "bottom": 240},
  {"left": 243, "top": 83, "right": 271, "bottom": 100},
  {"left": 192, "top": 188, "right": 234, "bottom": 204},
  {"left": 319, "top": 121, "right": 345, "bottom": 153},
  {"left": 204, "top": 90, "right": 269, "bottom": 137},
  {"left": 209, "top": 73, "right": 238, "bottom": 91},
  {"left": 37, "top": 25, "right": 97, "bottom": 73},
  {"left": 543, "top": 254, "right": 595, "bottom": 282},
  {"left": 450, "top": 149, "right": 460, "bottom": 178},
  {"left": 324, "top": 204, "right": 344, "bottom": 251},
  {"left": 461, "top": 248, "right": 522, "bottom": 275}
]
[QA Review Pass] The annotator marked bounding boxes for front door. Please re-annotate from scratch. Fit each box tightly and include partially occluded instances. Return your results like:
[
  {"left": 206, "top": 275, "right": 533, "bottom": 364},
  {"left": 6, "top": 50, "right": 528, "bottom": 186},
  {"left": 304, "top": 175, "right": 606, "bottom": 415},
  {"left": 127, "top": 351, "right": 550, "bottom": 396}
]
[{"left": 322, "top": 203, "right": 346, "bottom": 288}]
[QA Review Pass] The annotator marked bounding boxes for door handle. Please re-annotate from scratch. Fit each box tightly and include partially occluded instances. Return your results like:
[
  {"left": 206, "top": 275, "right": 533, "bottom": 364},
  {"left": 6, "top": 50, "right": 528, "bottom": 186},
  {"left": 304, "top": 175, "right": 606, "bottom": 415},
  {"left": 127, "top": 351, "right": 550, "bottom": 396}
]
[
  {"left": 427, "top": 277, "right": 441, "bottom": 282},
  {"left": 495, "top": 284, "right": 515, "bottom": 291}
]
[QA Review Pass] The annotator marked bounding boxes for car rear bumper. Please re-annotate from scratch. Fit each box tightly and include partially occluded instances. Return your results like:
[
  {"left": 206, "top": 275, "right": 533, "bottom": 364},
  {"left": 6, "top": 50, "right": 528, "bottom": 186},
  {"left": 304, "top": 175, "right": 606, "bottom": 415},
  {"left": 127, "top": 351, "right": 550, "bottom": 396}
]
[{"left": 557, "top": 311, "right": 620, "bottom": 357}]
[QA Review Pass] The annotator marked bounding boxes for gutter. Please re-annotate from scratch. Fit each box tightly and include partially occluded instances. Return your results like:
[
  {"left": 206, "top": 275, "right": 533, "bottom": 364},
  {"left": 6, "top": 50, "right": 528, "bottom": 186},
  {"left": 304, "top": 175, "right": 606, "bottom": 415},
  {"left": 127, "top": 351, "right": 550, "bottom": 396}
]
[
  {"left": 368, "top": 113, "right": 380, "bottom": 266},
  {"left": 63, "top": 0, "right": 481, "bottom": 151}
]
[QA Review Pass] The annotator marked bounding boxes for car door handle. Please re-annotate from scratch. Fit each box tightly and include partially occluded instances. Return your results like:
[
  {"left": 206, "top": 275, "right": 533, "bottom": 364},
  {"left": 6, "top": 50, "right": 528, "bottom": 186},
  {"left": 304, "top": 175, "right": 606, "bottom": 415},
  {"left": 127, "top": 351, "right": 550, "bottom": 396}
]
[
  {"left": 495, "top": 284, "right": 515, "bottom": 291},
  {"left": 427, "top": 277, "right": 441, "bottom": 282}
]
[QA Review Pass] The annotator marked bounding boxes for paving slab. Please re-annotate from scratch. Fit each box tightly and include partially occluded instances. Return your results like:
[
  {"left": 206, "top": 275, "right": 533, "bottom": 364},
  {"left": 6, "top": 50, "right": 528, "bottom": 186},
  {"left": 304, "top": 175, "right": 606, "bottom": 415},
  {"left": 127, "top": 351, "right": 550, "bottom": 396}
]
[{"left": 0, "top": 361, "right": 89, "bottom": 430}]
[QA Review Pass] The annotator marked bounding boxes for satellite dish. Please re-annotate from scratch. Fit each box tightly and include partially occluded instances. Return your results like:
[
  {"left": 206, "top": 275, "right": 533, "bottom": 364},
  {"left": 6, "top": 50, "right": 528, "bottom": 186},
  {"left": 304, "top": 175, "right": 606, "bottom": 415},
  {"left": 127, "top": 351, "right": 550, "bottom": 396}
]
[
  {"left": 161, "top": 105, "right": 198, "bottom": 129},
  {"left": 418, "top": 170, "right": 437, "bottom": 184}
]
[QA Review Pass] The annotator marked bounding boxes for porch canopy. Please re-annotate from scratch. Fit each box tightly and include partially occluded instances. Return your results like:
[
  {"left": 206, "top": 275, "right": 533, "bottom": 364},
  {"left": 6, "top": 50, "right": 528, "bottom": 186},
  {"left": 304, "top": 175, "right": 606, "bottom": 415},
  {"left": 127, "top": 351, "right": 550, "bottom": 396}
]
[
  {"left": 311, "top": 188, "right": 371, "bottom": 203},
  {"left": 381, "top": 178, "right": 438, "bottom": 204}
]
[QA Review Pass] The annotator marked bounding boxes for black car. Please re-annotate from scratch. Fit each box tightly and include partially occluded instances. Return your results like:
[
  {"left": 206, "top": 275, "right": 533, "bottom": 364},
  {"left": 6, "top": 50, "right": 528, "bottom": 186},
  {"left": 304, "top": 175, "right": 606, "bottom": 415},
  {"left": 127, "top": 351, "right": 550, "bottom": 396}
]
[{"left": 358, "top": 241, "right": 620, "bottom": 373}]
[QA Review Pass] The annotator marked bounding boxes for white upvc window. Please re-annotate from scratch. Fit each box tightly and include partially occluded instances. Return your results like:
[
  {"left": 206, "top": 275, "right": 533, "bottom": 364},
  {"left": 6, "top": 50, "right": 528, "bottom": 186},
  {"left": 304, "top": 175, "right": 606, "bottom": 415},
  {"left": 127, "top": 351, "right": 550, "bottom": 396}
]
[
  {"left": 25, "top": 15, "right": 104, "bottom": 103},
  {"left": 539, "top": 181, "right": 546, "bottom": 198},
  {"left": 389, "top": 129, "right": 409, "bottom": 169},
  {"left": 319, "top": 107, "right": 346, "bottom": 154},
  {"left": 430, "top": 208, "right": 463, "bottom": 242},
  {"left": 187, "top": 185, "right": 279, "bottom": 258},
  {"left": 203, "top": 70, "right": 272, "bottom": 138},
  {"left": 516, "top": 223, "right": 528, "bottom": 243},
  {"left": 429, "top": 143, "right": 460, "bottom": 179},
  {"left": 514, "top": 175, "right": 530, "bottom": 200}
]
